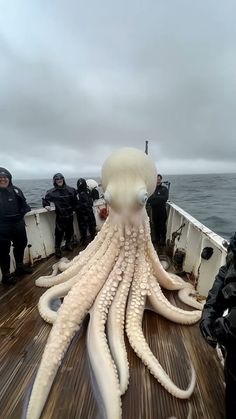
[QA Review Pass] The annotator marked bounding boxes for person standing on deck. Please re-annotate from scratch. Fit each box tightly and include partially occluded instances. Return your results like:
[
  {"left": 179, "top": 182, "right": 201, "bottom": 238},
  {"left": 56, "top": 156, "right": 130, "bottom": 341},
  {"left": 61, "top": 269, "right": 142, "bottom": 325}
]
[
  {"left": 76, "top": 178, "right": 97, "bottom": 246},
  {"left": 0, "top": 167, "right": 32, "bottom": 285},
  {"left": 42, "top": 173, "right": 77, "bottom": 258},
  {"left": 200, "top": 232, "right": 236, "bottom": 419},
  {"left": 147, "top": 174, "right": 169, "bottom": 245}
]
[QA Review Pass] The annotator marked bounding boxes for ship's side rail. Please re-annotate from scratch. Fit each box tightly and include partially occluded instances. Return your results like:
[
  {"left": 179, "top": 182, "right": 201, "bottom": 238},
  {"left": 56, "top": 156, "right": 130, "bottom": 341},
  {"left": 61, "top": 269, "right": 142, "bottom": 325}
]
[
  {"left": 0, "top": 199, "right": 107, "bottom": 280},
  {"left": 166, "top": 202, "right": 227, "bottom": 297}
]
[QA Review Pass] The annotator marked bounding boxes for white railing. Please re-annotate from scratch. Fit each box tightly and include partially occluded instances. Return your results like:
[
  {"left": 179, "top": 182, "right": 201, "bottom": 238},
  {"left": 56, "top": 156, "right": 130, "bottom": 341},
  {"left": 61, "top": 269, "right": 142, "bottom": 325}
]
[{"left": 166, "top": 202, "right": 227, "bottom": 296}]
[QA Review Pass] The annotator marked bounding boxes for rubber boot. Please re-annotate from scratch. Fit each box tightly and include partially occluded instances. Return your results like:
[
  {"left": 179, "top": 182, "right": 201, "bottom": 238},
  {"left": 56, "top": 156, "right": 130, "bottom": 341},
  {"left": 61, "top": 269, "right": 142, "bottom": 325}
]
[
  {"left": 2, "top": 272, "right": 17, "bottom": 285},
  {"left": 15, "top": 263, "right": 33, "bottom": 276}
]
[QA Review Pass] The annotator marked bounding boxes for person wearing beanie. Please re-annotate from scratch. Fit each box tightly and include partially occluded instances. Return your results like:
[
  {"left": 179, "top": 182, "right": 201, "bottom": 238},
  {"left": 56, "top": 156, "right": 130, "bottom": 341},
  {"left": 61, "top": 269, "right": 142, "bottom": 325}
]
[
  {"left": 0, "top": 167, "right": 32, "bottom": 285},
  {"left": 42, "top": 173, "right": 77, "bottom": 258},
  {"left": 76, "top": 178, "right": 97, "bottom": 245}
]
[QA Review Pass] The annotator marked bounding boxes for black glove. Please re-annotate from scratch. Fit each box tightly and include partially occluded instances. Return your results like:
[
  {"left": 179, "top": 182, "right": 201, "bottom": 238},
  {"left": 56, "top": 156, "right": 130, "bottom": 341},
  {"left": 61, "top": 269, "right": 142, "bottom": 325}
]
[
  {"left": 213, "top": 317, "right": 229, "bottom": 346},
  {"left": 221, "top": 282, "right": 236, "bottom": 307},
  {"left": 213, "top": 308, "right": 236, "bottom": 346},
  {"left": 199, "top": 319, "right": 217, "bottom": 348}
]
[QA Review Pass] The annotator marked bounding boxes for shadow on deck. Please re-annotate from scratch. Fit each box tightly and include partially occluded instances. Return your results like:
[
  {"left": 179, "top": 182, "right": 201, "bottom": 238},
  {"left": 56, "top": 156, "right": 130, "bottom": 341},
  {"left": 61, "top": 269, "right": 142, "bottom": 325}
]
[{"left": 0, "top": 245, "right": 225, "bottom": 419}]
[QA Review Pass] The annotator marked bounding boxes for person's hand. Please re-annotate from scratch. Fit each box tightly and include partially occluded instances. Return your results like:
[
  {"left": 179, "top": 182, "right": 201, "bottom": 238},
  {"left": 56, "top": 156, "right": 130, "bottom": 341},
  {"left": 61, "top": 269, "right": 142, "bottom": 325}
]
[
  {"left": 199, "top": 319, "right": 217, "bottom": 348},
  {"left": 45, "top": 206, "right": 52, "bottom": 211}
]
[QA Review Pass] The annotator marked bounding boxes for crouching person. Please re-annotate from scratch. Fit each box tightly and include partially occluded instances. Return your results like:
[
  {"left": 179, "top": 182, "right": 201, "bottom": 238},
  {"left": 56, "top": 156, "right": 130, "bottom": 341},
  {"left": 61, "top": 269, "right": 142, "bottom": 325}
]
[
  {"left": 43, "top": 173, "right": 77, "bottom": 258},
  {"left": 0, "top": 167, "right": 32, "bottom": 285},
  {"left": 199, "top": 232, "right": 236, "bottom": 419}
]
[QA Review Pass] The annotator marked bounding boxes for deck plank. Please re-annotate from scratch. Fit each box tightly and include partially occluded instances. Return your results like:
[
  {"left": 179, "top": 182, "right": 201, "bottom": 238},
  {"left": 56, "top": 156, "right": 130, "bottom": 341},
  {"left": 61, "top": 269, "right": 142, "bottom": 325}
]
[{"left": 0, "top": 248, "right": 225, "bottom": 419}]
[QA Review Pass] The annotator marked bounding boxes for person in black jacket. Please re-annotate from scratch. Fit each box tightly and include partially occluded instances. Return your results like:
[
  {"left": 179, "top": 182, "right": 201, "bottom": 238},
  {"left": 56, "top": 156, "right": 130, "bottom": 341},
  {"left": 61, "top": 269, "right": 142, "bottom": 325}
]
[
  {"left": 42, "top": 173, "right": 77, "bottom": 258},
  {"left": 0, "top": 167, "right": 32, "bottom": 285},
  {"left": 200, "top": 233, "right": 236, "bottom": 419},
  {"left": 76, "top": 178, "right": 97, "bottom": 245},
  {"left": 147, "top": 174, "right": 169, "bottom": 245}
]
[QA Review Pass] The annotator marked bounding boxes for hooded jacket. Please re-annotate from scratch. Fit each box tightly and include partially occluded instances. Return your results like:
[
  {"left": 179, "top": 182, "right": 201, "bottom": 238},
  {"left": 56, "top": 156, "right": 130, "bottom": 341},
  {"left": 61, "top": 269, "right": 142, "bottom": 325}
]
[
  {"left": 200, "top": 233, "right": 236, "bottom": 346},
  {"left": 0, "top": 167, "right": 31, "bottom": 223},
  {"left": 76, "top": 178, "right": 94, "bottom": 214},
  {"left": 42, "top": 174, "right": 77, "bottom": 217}
]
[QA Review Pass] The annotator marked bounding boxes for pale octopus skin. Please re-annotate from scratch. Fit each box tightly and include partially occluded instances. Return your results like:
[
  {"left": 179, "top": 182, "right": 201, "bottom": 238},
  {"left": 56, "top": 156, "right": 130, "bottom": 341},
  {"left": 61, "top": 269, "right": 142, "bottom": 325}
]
[{"left": 27, "top": 148, "right": 203, "bottom": 419}]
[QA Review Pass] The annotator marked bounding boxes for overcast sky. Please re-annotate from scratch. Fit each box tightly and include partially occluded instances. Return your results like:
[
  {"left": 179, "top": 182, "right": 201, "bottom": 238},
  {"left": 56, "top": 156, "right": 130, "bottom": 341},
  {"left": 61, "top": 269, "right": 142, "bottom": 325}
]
[{"left": 0, "top": 1, "right": 236, "bottom": 178}]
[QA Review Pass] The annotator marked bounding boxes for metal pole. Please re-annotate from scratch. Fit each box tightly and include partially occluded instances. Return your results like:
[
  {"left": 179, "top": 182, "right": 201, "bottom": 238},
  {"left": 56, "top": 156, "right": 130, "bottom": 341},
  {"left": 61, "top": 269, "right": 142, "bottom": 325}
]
[{"left": 145, "top": 140, "right": 149, "bottom": 155}]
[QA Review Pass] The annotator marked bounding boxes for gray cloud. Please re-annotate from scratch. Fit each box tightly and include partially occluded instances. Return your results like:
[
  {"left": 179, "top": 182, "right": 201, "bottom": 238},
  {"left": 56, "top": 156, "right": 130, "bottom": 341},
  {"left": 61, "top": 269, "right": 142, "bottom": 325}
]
[{"left": 0, "top": 0, "right": 236, "bottom": 178}]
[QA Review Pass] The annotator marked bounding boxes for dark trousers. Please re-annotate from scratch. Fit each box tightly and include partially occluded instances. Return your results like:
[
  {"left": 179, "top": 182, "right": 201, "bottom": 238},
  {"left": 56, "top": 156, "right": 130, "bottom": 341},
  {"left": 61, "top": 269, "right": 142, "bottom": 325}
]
[
  {"left": 225, "top": 346, "right": 236, "bottom": 419},
  {"left": 152, "top": 207, "right": 167, "bottom": 245},
  {"left": 0, "top": 220, "right": 27, "bottom": 274},
  {"left": 76, "top": 209, "right": 96, "bottom": 241},
  {"left": 55, "top": 215, "right": 74, "bottom": 248}
]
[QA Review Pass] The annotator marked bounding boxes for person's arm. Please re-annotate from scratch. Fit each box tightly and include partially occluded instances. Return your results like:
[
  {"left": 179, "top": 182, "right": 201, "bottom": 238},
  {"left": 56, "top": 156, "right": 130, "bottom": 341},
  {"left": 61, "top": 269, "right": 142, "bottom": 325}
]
[
  {"left": 76, "top": 192, "right": 88, "bottom": 213},
  {"left": 147, "top": 193, "right": 155, "bottom": 205},
  {"left": 164, "top": 186, "right": 169, "bottom": 202},
  {"left": 91, "top": 188, "right": 99, "bottom": 201},
  {"left": 200, "top": 264, "right": 227, "bottom": 347},
  {"left": 71, "top": 188, "right": 78, "bottom": 211},
  {"left": 16, "top": 188, "right": 31, "bottom": 216},
  {"left": 42, "top": 190, "right": 52, "bottom": 210},
  {"left": 159, "top": 186, "right": 168, "bottom": 203}
]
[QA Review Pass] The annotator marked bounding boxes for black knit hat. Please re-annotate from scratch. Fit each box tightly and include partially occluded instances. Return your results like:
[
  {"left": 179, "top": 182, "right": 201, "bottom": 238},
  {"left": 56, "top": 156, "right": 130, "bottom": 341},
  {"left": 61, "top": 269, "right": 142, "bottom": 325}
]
[
  {"left": 53, "top": 173, "right": 65, "bottom": 186},
  {"left": 0, "top": 167, "right": 12, "bottom": 181},
  {"left": 77, "top": 178, "right": 87, "bottom": 192}
]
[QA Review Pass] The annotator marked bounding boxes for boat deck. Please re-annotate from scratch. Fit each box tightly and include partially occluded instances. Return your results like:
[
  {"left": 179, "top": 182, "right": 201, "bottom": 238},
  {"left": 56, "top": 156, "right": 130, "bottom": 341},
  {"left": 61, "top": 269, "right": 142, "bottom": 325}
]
[{"left": 0, "top": 246, "right": 225, "bottom": 419}]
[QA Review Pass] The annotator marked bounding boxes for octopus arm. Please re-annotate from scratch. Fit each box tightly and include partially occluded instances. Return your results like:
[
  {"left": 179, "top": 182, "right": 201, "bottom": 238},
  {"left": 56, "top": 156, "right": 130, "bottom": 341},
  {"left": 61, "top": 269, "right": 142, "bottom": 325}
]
[
  {"left": 177, "top": 288, "right": 204, "bottom": 310},
  {"left": 126, "top": 286, "right": 196, "bottom": 399},
  {"left": 107, "top": 231, "right": 137, "bottom": 394},
  {"left": 87, "top": 249, "right": 126, "bottom": 419},
  {"left": 38, "top": 277, "right": 77, "bottom": 324},
  {"left": 27, "top": 236, "right": 119, "bottom": 419},
  {"left": 146, "top": 242, "right": 189, "bottom": 290},
  {"left": 36, "top": 220, "right": 115, "bottom": 288},
  {"left": 143, "top": 217, "right": 187, "bottom": 291},
  {"left": 107, "top": 278, "right": 131, "bottom": 395},
  {"left": 148, "top": 276, "right": 202, "bottom": 324},
  {"left": 58, "top": 217, "right": 111, "bottom": 270},
  {"left": 35, "top": 260, "right": 84, "bottom": 288},
  {"left": 87, "top": 306, "right": 122, "bottom": 419}
]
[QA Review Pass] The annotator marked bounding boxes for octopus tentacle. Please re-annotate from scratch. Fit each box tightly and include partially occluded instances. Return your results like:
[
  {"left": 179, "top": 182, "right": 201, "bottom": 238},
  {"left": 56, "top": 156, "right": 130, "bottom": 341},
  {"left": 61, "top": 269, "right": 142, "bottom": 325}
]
[
  {"left": 126, "top": 244, "right": 196, "bottom": 400},
  {"left": 36, "top": 221, "right": 116, "bottom": 288},
  {"left": 143, "top": 216, "right": 187, "bottom": 291},
  {"left": 148, "top": 276, "right": 202, "bottom": 324},
  {"left": 87, "top": 247, "right": 126, "bottom": 419},
  {"left": 56, "top": 217, "right": 111, "bottom": 272},
  {"left": 166, "top": 272, "right": 204, "bottom": 310},
  {"left": 146, "top": 242, "right": 188, "bottom": 290},
  {"left": 107, "top": 227, "right": 138, "bottom": 394},
  {"left": 177, "top": 288, "right": 204, "bottom": 310},
  {"left": 38, "top": 277, "right": 76, "bottom": 324},
  {"left": 26, "top": 233, "right": 119, "bottom": 419}
]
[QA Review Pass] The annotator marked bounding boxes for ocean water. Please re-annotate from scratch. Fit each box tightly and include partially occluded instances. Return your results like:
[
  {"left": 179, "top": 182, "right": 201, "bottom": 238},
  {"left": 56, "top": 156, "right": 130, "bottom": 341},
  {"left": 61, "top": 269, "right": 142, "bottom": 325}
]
[{"left": 15, "top": 173, "right": 236, "bottom": 240}]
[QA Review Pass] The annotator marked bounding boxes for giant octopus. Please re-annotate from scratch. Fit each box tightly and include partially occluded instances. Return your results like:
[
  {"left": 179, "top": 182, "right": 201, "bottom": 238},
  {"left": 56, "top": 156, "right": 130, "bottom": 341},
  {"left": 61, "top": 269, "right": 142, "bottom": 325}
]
[{"left": 27, "top": 148, "right": 203, "bottom": 419}]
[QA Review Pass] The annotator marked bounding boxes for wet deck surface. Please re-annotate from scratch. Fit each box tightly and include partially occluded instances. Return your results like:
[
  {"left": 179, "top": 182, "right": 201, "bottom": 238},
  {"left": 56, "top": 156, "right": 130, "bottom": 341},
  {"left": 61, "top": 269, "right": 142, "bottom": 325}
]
[{"left": 0, "top": 246, "right": 225, "bottom": 419}]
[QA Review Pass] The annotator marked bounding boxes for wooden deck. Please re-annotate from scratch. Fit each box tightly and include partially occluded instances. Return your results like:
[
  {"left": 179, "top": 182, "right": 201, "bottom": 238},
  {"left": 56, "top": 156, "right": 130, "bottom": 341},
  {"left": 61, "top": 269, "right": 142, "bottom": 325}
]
[{"left": 0, "top": 247, "right": 225, "bottom": 419}]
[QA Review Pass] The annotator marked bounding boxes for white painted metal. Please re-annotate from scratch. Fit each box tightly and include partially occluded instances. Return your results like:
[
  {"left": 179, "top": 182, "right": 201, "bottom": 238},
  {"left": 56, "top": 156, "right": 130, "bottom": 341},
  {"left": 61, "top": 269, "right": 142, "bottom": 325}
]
[
  {"left": 0, "top": 201, "right": 228, "bottom": 296},
  {"left": 166, "top": 202, "right": 227, "bottom": 296}
]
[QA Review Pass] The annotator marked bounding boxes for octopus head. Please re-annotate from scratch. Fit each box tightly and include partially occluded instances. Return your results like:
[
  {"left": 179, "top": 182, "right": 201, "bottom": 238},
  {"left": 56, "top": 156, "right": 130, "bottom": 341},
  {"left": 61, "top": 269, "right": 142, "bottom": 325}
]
[{"left": 102, "top": 148, "right": 157, "bottom": 215}]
